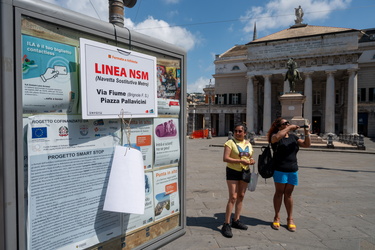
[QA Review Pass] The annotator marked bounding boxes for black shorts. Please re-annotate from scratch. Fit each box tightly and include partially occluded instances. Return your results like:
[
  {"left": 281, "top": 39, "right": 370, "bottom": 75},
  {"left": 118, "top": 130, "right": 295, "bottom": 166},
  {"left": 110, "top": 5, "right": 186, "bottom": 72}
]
[{"left": 226, "top": 167, "right": 242, "bottom": 181}]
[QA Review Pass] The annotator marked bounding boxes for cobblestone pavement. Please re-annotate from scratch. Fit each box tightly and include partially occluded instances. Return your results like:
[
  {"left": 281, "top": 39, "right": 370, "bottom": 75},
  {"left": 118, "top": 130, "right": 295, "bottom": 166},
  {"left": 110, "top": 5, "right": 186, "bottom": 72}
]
[{"left": 160, "top": 137, "right": 375, "bottom": 250}]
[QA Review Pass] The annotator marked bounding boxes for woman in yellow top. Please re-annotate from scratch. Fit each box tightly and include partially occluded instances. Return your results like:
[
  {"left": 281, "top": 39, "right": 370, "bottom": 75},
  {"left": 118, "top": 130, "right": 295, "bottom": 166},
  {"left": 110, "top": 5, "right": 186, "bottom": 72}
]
[{"left": 220, "top": 123, "right": 255, "bottom": 238}]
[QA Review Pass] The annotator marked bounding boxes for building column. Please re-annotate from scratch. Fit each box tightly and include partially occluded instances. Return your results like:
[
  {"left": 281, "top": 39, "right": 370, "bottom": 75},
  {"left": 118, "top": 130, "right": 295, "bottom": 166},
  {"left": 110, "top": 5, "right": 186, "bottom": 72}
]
[
  {"left": 263, "top": 74, "right": 272, "bottom": 133},
  {"left": 219, "top": 112, "right": 225, "bottom": 136},
  {"left": 347, "top": 69, "right": 358, "bottom": 134},
  {"left": 254, "top": 81, "right": 259, "bottom": 133},
  {"left": 325, "top": 71, "right": 336, "bottom": 134},
  {"left": 303, "top": 72, "right": 313, "bottom": 125},
  {"left": 246, "top": 75, "right": 255, "bottom": 132}
]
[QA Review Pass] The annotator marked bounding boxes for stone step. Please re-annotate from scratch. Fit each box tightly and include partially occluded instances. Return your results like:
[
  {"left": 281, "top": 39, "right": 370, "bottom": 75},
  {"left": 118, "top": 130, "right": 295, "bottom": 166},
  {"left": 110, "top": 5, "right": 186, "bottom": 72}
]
[{"left": 254, "top": 134, "right": 326, "bottom": 145}]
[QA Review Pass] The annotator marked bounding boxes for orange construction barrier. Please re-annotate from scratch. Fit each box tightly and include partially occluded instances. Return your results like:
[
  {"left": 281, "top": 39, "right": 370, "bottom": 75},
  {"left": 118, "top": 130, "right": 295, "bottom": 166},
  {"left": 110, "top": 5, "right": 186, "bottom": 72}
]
[{"left": 190, "top": 129, "right": 216, "bottom": 139}]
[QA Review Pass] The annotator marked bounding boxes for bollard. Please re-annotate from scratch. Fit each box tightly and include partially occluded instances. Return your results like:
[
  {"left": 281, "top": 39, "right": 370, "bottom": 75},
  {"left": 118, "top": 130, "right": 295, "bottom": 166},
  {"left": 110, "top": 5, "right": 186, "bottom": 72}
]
[
  {"left": 358, "top": 134, "right": 366, "bottom": 150},
  {"left": 352, "top": 134, "right": 358, "bottom": 146},
  {"left": 327, "top": 133, "right": 334, "bottom": 148},
  {"left": 228, "top": 131, "right": 233, "bottom": 140},
  {"left": 207, "top": 128, "right": 212, "bottom": 139},
  {"left": 249, "top": 132, "right": 255, "bottom": 145}
]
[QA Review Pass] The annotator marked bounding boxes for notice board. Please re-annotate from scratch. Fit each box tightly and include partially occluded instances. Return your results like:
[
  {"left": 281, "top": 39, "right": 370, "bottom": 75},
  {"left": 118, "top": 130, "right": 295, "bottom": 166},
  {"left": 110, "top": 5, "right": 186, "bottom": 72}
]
[{"left": 20, "top": 12, "right": 185, "bottom": 250}]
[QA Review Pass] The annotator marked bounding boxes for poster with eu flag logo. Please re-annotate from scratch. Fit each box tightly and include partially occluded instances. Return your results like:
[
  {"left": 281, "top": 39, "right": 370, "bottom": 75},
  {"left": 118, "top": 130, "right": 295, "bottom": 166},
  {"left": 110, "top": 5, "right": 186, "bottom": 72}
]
[{"left": 31, "top": 127, "right": 47, "bottom": 139}]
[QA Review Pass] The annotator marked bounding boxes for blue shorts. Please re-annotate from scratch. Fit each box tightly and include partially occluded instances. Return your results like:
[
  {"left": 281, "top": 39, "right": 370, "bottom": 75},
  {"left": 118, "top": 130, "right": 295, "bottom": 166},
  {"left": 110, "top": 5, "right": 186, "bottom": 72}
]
[{"left": 273, "top": 170, "right": 298, "bottom": 186}]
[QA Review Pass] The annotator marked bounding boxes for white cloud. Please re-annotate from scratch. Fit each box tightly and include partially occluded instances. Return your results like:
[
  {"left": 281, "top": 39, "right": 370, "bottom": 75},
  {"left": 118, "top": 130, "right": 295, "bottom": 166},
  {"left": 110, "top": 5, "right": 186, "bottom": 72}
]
[
  {"left": 241, "top": 0, "right": 352, "bottom": 35},
  {"left": 42, "top": 0, "right": 108, "bottom": 20},
  {"left": 188, "top": 77, "right": 214, "bottom": 93},
  {"left": 42, "top": 0, "right": 197, "bottom": 51},
  {"left": 125, "top": 17, "right": 197, "bottom": 51}
]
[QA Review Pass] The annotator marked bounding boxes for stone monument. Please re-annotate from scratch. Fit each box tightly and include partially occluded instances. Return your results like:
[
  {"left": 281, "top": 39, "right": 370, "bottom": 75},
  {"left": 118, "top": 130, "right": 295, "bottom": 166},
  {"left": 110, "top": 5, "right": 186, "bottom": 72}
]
[
  {"left": 284, "top": 58, "right": 302, "bottom": 93},
  {"left": 280, "top": 58, "right": 305, "bottom": 128}
]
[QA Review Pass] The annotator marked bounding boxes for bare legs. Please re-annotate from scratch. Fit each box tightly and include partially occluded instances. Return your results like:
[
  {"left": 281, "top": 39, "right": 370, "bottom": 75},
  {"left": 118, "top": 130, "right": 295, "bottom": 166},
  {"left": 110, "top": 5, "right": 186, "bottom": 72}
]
[
  {"left": 273, "top": 182, "right": 295, "bottom": 225},
  {"left": 225, "top": 180, "right": 248, "bottom": 224}
]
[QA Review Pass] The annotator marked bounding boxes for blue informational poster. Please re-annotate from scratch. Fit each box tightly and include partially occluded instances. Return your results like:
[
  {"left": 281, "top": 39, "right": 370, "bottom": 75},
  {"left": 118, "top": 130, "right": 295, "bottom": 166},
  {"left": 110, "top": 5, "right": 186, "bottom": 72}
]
[{"left": 22, "top": 35, "right": 79, "bottom": 114}]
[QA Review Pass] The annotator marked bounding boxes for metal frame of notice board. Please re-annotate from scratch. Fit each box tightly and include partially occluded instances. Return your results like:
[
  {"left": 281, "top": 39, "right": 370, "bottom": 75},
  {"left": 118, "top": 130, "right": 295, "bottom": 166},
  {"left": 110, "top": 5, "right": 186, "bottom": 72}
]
[{"left": 0, "top": 0, "right": 187, "bottom": 249}]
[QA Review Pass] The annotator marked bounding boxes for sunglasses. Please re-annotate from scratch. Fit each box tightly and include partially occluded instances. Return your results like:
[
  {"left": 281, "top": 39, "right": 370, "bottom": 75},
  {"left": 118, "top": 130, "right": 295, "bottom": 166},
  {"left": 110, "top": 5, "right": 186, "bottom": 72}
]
[
  {"left": 281, "top": 121, "right": 290, "bottom": 126},
  {"left": 234, "top": 130, "right": 243, "bottom": 133}
]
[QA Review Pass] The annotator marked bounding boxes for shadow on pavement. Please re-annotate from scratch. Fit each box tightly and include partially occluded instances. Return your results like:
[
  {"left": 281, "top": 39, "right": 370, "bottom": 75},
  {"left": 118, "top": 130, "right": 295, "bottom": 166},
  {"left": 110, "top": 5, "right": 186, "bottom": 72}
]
[
  {"left": 186, "top": 213, "right": 270, "bottom": 232},
  {"left": 299, "top": 165, "right": 375, "bottom": 173}
]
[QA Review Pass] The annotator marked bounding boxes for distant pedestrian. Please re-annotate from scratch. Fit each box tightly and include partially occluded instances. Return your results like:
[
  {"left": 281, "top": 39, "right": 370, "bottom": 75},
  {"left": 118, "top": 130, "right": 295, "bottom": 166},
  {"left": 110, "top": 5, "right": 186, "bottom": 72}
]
[
  {"left": 221, "top": 123, "right": 255, "bottom": 238},
  {"left": 266, "top": 117, "right": 310, "bottom": 232}
]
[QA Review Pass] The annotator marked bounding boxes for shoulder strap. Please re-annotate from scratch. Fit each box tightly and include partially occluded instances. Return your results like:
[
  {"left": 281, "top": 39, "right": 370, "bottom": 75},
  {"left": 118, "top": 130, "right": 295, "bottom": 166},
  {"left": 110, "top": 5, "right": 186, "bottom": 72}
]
[
  {"left": 233, "top": 139, "right": 250, "bottom": 153},
  {"left": 269, "top": 142, "right": 278, "bottom": 154},
  {"left": 232, "top": 139, "right": 241, "bottom": 152}
]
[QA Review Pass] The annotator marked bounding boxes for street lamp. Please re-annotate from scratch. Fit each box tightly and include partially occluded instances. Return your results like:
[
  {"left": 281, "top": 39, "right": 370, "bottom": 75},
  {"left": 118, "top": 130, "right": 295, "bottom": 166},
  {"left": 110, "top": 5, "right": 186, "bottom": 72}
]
[
  {"left": 192, "top": 103, "right": 196, "bottom": 133},
  {"left": 206, "top": 79, "right": 214, "bottom": 139}
]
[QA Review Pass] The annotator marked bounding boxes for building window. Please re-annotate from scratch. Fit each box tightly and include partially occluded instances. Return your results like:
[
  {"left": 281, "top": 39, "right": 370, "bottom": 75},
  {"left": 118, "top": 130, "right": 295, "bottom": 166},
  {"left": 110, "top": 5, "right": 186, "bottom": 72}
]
[
  {"left": 358, "top": 88, "right": 366, "bottom": 102},
  {"left": 313, "top": 90, "right": 321, "bottom": 105},
  {"left": 232, "top": 65, "right": 240, "bottom": 70},
  {"left": 228, "top": 93, "right": 241, "bottom": 105},
  {"left": 369, "top": 88, "right": 375, "bottom": 102},
  {"left": 232, "top": 94, "right": 239, "bottom": 104},
  {"left": 217, "top": 94, "right": 225, "bottom": 104}
]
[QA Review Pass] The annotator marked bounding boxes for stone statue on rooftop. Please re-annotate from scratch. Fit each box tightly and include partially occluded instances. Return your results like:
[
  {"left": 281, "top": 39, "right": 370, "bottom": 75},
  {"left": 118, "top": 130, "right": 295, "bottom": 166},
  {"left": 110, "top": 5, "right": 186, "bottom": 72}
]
[
  {"left": 285, "top": 58, "right": 302, "bottom": 93},
  {"left": 295, "top": 5, "right": 304, "bottom": 25}
]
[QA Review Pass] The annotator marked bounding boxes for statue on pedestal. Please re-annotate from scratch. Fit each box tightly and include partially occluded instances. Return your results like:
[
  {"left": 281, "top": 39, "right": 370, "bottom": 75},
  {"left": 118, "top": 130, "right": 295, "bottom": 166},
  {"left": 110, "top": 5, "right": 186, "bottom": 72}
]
[
  {"left": 285, "top": 58, "right": 302, "bottom": 93},
  {"left": 295, "top": 5, "right": 304, "bottom": 25}
]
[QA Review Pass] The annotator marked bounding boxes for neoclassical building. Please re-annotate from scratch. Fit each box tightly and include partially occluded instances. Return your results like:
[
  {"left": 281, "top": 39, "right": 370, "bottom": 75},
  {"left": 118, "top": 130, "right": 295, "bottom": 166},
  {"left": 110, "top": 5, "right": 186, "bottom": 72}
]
[{"left": 188, "top": 10, "right": 375, "bottom": 137}]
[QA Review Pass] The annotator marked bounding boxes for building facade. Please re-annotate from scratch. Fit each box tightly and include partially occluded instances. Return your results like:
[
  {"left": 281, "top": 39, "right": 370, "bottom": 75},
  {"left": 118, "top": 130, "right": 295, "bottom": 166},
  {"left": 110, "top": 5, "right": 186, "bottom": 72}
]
[{"left": 188, "top": 16, "right": 375, "bottom": 137}]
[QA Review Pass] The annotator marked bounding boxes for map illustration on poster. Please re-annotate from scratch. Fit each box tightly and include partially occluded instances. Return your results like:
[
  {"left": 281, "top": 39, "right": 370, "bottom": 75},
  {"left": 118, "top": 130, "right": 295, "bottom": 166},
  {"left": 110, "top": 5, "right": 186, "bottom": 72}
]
[
  {"left": 22, "top": 35, "right": 79, "bottom": 114},
  {"left": 153, "top": 167, "right": 179, "bottom": 221}
]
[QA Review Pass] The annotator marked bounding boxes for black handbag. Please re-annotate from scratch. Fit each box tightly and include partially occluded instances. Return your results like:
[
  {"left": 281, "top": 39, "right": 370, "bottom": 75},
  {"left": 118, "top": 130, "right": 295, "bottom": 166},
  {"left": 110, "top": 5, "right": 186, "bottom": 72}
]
[
  {"left": 258, "top": 144, "right": 274, "bottom": 179},
  {"left": 242, "top": 168, "right": 251, "bottom": 183}
]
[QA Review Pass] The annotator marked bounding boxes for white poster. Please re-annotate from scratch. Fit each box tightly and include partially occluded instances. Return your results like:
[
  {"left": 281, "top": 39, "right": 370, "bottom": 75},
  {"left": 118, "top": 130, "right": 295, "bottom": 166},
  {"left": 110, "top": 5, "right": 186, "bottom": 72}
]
[
  {"left": 27, "top": 115, "right": 121, "bottom": 250},
  {"left": 153, "top": 167, "right": 180, "bottom": 221},
  {"left": 22, "top": 35, "right": 79, "bottom": 114},
  {"left": 80, "top": 38, "right": 157, "bottom": 119},
  {"left": 123, "top": 118, "right": 153, "bottom": 170},
  {"left": 157, "top": 98, "right": 180, "bottom": 115},
  {"left": 153, "top": 118, "right": 180, "bottom": 167},
  {"left": 123, "top": 172, "right": 155, "bottom": 234},
  {"left": 103, "top": 146, "right": 145, "bottom": 214}
]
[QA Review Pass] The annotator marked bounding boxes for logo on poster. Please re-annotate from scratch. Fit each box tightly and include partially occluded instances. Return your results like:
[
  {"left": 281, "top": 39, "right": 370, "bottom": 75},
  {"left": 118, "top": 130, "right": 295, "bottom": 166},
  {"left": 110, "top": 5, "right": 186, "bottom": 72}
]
[
  {"left": 32, "top": 127, "right": 47, "bottom": 138},
  {"left": 79, "top": 125, "right": 89, "bottom": 136},
  {"left": 93, "top": 119, "right": 104, "bottom": 126},
  {"left": 59, "top": 126, "right": 69, "bottom": 137}
]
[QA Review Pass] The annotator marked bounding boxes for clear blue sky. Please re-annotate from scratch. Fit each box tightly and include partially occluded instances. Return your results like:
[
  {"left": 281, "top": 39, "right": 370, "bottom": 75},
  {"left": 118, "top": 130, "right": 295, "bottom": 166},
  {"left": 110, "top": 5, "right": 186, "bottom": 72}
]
[{"left": 42, "top": 0, "right": 375, "bottom": 93}]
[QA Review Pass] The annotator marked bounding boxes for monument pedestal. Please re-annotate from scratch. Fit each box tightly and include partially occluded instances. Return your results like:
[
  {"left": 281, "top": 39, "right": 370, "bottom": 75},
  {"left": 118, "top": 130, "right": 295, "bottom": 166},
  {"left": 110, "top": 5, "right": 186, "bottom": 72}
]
[{"left": 278, "top": 93, "right": 306, "bottom": 128}]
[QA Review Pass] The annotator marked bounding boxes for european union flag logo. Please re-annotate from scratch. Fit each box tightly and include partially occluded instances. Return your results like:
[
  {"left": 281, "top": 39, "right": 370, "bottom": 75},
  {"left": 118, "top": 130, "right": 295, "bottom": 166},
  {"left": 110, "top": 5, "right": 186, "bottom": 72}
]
[{"left": 32, "top": 127, "right": 47, "bottom": 138}]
